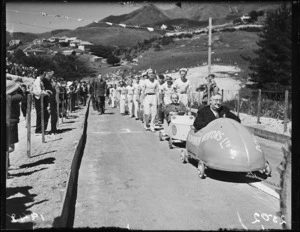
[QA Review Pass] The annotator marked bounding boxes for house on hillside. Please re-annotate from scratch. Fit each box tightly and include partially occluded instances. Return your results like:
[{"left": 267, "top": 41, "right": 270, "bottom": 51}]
[
  {"left": 49, "top": 37, "right": 59, "bottom": 42},
  {"left": 33, "top": 39, "right": 43, "bottom": 45},
  {"left": 78, "top": 41, "right": 93, "bottom": 51},
  {"left": 58, "top": 36, "right": 68, "bottom": 42},
  {"left": 62, "top": 49, "right": 84, "bottom": 56},
  {"left": 240, "top": 15, "right": 251, "bottom": 23},
  {"left": 66, "top": 37, "right": 78, "bottom": 42},
  {"left": 70, "top": 39, "right": 82, "bottom": 47},
  {"left": 9, "top": 40, "right": 22, "bottom": 46},
  {"left": 25, "top": 49, "right": 48, "bottom": 56},
  {"left": 90, "top": 55, "right": 103, "bottom": 62}
]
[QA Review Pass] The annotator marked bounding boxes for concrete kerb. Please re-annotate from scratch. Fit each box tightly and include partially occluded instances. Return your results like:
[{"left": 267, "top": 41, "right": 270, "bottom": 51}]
[
  {"left": 52, "top": 98, "right": 91, "bottom": 228},
  {"left": 190, "top": 108, "right": 290, "bottom": 144}
]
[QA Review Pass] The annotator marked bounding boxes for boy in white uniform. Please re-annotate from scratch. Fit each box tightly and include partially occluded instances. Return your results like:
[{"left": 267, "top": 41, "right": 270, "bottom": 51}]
[
  {"left": 117, "top": 81, "right": 127, "bottom": 115},
  {"left": 138, "top": 73, "right": 147, "bottom": 123},
  {"left": 141, "top": 69, "right": 159, "bottom": 131},
  {"left": 162, "top": 75, "right": 174, "bottom": 106},
  {"left": 172, "top": 68, "right": 191, "bottom": 107},
  {"left": 133, "top": 77, "right": 141, "bottom": 120},
  {"left": 126, "top": 79, "right": 134, "bottom": 117}
]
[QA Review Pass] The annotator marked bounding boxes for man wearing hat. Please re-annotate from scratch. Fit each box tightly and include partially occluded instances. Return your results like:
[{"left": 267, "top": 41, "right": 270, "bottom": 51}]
[
  {"left": 193, "top": 93, "right": 240, "bottom": 131},
  {"left": 202, "top": 73, "right": 218, "bottom": 105},
  {"left": 141, "top": 69, "right": 159, "bottom": 131},
  {"left": 172, "top": 68, "right": 191, "bottom": 107},
  {"left": 6, "top": 79, "right": 24, "bottom": 168},
  {"left": 31, "top": 71, "right": 52, "bottom": 134},
  {"left": 138, "top": 73, "right": 147, "bottom": 122}
]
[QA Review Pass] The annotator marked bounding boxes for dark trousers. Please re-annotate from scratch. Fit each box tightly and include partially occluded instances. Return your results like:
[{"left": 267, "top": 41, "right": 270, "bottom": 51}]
[
  {"left": 157, "top": 104, "right": 164, "bottom": 123},
  {"left": 50, "top": 101, "right": 57, "bottom": 132},
  {"left": 81, "top": 93, "right": 87, "bottom": 106},
  {"left": 96, "top": 96, "right": 105, "bottom": 114},
  {"left": 34, "top": 97, "right": 49, "bottom": 133}
]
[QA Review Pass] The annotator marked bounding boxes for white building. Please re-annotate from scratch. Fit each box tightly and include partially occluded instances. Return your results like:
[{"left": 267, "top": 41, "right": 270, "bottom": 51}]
[{"left": 78, "top": 41, "right": 94, "bottom": 51}]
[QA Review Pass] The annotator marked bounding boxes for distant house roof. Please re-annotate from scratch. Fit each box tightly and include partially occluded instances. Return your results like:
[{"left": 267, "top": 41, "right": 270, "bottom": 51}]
[
  {"left": 79, "top": 41, "right": 93, "bottom": 46},
  {"left": 70, "top": 39, "right": 82, "bottom": 44},
  {"left": 26, "top": 49, "right": 47, "bottom": 53},
  {"left": 9, "top": 40, "right": 22, "bottom": 45}
]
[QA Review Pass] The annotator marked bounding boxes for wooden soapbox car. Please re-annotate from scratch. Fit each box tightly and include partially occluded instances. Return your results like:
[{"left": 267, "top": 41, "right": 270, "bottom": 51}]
[
  {"left": 159, "top": 111, "right": 195, "bottom": 149},
  {"left": 180, "top": 118, "right": 272, "bottom": 179}
]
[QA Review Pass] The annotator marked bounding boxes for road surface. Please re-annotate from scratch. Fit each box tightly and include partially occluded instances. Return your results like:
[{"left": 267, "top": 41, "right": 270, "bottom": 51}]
[{"left": 73, "top": 105, "right": 283, "bottom": 230}]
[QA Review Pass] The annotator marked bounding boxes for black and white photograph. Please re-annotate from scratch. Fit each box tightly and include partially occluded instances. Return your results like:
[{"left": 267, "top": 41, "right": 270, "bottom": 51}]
[{"left": 3, "top": 0, "right": 296, "bottom": 230}]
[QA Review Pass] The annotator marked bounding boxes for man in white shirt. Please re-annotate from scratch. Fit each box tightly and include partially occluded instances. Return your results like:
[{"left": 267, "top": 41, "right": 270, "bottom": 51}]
[
  {"left": 141, "top": 69, "right": 159, "bottom": 131},
  {"left": 172, "top": 68, "right": 191, "bottom": 107},
  {"left": 31, "top": 71, "right": 52, "bottom": 134}
]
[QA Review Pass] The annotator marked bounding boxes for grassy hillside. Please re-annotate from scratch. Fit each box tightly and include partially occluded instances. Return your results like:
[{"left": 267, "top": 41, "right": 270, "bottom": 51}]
[
  {"left": 6, "top": 31, "right": 38, "bottom": 44},
  {"left": 163, "top": 2, "right": 282, "bottom": 21},
  {"left": 93, "top": 30, "right": 259, "bottom": 80},
  {"left": 53, "top": 26, "right": 162, "bottom": 47}
]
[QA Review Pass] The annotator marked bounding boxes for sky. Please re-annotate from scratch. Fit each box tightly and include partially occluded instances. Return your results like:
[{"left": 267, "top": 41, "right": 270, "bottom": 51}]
[{"left": 6, "top": 1, "right": 176, "bottom": 34}]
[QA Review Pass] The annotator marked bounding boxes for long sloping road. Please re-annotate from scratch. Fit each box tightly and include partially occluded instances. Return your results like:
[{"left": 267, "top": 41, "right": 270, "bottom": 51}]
[{"left": 73, "top": 105, "right": 282, "bottom": 230}]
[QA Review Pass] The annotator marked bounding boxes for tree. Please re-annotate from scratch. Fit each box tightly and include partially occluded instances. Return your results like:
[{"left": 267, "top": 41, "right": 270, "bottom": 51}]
[
  {"left": 107, "top": 54, "right": 120, "bottom": 66},
  {"left": 242, "top": 4, "right": 292, "bottom": 91},
  {"left": 249, "top": 10, "right": 259, "bottom": 23}
]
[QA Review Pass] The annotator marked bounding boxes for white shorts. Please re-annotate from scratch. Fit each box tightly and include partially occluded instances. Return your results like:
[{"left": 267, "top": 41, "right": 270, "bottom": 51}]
[{"left": 143, "top": 94, "right": 157, "bottom": 115}]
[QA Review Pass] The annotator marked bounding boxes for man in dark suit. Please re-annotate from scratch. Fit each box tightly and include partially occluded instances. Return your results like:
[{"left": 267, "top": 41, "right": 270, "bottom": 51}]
[
  {"left": 93, "top": 74, "right": 107, "bottom": 115},
  {"left": 193, "top": 93, "right": 240, "bottom": 131}
]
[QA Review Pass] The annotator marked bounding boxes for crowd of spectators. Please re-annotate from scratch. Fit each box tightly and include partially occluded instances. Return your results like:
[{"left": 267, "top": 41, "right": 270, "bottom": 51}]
[{"left": 6, "top": 59, "right": 39, "bottom": 78}]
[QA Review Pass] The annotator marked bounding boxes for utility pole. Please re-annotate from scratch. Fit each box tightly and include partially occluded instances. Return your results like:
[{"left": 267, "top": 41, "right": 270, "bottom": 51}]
[{"left": 208, "top": 17, "right": 212, "bottom": 76}]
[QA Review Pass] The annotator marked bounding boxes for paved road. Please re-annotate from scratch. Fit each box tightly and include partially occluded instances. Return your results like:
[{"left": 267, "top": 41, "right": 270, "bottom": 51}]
[{"left": 73, "top": 105, "right": 283, "bottom": 230}]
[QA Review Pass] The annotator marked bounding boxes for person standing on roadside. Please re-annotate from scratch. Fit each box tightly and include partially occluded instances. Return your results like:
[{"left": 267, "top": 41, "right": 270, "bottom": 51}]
[
  {"left": 93, "top": 74, "right": 107, "bottom": 115},
  {"left": 20, "top": 84, "right": 29, "bottom": 120},
  {"left": 141, "top": 69, "right": 159, "bottom": 132},
  {"left": 6, "top": 80, "right": 24, "bottom": 169},
  {"left": 48, "top": 77, "right": 59, "bottom": 134},
  {"left": 31, "top": 71, "right": 52, "bottom": 134},
  {"left": 172, "top": 68, "right": 191, "bottom": 107}
]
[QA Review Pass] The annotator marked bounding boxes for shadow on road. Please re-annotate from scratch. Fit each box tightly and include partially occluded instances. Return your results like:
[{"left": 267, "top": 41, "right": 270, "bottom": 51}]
[
  {"left": 9, "top": 167, "right": 48, "bottom": 177},
  {"left": 31, "top": 150, "right": 57, "bottom": 158},
  {"left": 187, "top": 158, "right": 267, "bottom": 184},
  {"left": 6, "top": 186, "right": 36, "bottom": 229},
  {"left": 19, "top": 157, "right": 55, "bottom": 169}
]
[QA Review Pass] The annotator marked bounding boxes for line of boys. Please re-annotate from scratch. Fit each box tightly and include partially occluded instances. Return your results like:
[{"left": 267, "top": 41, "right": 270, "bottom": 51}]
[{"left": 107, "top": 68, "right": 192, "bottom": 132}]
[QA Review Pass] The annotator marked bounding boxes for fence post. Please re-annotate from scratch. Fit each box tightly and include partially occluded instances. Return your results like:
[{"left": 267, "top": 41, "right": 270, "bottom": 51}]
[
  {"left": 27, "top": 94, "right": 32, "bottom": 158},
  {"left": 237, "top": 89, "right": 240, "bottom": 117},
  {"left": 41, "top": 94, "right": 46, "bottom": 143},
  {"left": 62, "top": 91, "right": 64, "bottom": 123},
  {"left": 6, "top": 95, "right": 12, "bottom": 179},
  {"left": 284, "top": 90, "right": 289, "bottom": 133},
  {"left": 221, "top": 89, "right": 224, "bottom": 102},
  {"left": 257, "top": 89, "right": 261, "bottom": 124},
  {"left": 56, "top": 88, "right": 59, "bottom": 127}
]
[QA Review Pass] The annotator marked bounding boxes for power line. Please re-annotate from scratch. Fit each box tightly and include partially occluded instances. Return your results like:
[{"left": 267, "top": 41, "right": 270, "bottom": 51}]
[{"left": 6, "top": 21, "right": 57, "bottom": 30}]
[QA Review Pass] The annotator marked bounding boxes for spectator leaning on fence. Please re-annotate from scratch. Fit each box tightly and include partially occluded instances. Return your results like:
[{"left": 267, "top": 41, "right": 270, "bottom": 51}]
[
  {"left": 6, "top": 79, "right": 24, "bottom": 168},
  {"left": 31, "top": 71, "right": 52, "bottom": 135}
]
